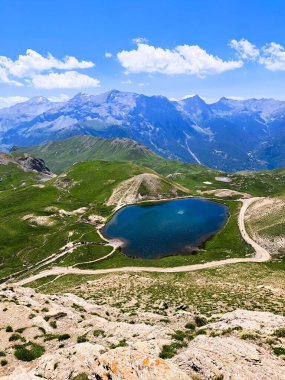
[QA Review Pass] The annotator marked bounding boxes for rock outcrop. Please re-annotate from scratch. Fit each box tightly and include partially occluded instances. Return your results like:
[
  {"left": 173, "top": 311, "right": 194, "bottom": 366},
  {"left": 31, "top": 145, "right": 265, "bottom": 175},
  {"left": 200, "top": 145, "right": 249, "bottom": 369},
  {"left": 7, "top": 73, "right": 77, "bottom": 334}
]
[
  {"left": 16, "top": 156, "right": 52, "bottom": 176},
  {"left": 1, "top": 286, "right": 285, "bottom": 380}
]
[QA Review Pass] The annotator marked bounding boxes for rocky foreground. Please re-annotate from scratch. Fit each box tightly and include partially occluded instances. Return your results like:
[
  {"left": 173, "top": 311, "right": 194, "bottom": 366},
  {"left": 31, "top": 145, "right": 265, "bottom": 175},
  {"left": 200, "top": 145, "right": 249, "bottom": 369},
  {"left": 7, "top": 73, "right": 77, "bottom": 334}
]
[{"left": 0, "top": 285, "right": 285, "bottom": 380}]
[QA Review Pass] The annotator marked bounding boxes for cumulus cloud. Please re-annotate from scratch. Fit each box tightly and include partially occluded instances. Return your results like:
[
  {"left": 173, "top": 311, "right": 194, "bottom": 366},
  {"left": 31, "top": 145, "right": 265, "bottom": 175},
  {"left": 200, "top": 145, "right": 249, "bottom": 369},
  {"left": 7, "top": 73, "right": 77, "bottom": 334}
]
[
  {"left": 230, "top": 39, "right": 259, "bottom": 60},
  {"left": 259, "top": 42, "right": 285, "bottom": 71},
  {"left": 32, "top": 71, "right": 100, "bottom": 89},
  {"left": 48, "top": 93, "right": 70, "bottom": 102},
  {"left": 0, "top": 96, "right": 29, "bottom": 109},
  {"left": 0, "top": 49, "right": 97, "bottom": 88},
  {"left": 0, "top": 49, "right": 94, "bottom": 78},
  {"left": 226, "top": 96, "right": 245, "bottom": 100},
  {"left": 105, "top": 52, "right": 112, "bottom": 58},
  {"left": 121, "top": 79, "right": 133, "bottom": 85},
  {"left": 0, "top": 65, "right": 22, "bottom": 86},
  {"left": 132, "top": 37, "right": 148, "bottom": 44},
  {"left": 117, "top": 43, "right": 243, "bottom": 77}
]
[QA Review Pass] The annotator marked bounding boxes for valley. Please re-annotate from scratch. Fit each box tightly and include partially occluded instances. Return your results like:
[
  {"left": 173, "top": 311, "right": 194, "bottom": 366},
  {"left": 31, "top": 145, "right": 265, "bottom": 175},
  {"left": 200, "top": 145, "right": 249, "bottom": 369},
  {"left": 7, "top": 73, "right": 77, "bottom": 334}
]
[
  {"left": 0, "top": 135, "right": 284, "bottom": 379},
  {"left": 2, "top": 2, "right": 285, "bottom": 378},
  {"left": 3, "top": 90, "right": 285, "bottom": 171}
]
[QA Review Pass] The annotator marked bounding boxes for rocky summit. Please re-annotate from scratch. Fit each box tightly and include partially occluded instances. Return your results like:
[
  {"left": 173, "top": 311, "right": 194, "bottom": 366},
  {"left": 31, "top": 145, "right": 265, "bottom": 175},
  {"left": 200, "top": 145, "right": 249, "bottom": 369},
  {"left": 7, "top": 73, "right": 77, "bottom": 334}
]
[
  {"left": 2, "top": 91, "right": 285, "bottom": 171},
  {"left": 0, "top": 285, "right": 285, "bottom": 380}
]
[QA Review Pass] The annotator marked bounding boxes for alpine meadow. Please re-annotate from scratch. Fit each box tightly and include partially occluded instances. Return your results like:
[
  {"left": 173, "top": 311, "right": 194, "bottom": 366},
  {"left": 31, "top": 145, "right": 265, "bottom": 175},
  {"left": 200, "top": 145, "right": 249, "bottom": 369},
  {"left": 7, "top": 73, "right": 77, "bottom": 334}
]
[{"left": 0, "top": 1, "right": 285, "bottom": 379}]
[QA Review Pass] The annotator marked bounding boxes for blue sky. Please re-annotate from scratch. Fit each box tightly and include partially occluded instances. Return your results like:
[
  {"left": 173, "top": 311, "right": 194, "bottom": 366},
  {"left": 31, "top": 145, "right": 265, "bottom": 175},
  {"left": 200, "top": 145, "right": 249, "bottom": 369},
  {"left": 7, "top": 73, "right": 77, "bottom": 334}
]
[{"left": 1, "top": 0, "right": 285, "bottom": 107}]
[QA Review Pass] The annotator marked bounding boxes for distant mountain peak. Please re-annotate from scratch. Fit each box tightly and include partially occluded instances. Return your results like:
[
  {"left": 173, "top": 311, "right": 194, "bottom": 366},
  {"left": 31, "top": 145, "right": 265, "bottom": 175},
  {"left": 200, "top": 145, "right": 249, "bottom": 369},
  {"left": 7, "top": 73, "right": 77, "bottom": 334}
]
[{"left": 26, "top": 96, "right": 50, "bottom": 104}]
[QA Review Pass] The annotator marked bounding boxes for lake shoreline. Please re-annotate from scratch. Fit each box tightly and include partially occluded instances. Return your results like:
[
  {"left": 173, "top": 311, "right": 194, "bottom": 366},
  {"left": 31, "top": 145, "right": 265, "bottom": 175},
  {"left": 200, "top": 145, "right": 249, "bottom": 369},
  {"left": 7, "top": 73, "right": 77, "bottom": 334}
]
[{"left": 101, "top": 197, "right": 229, "bottom": 260}]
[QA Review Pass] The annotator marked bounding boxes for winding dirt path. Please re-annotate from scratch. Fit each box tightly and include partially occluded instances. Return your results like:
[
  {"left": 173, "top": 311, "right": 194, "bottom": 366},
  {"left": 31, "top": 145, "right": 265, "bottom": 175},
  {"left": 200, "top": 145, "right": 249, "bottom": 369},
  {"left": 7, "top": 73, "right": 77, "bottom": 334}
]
[{"left": 14, "top": 197, "right": 271, "bottom": 286}]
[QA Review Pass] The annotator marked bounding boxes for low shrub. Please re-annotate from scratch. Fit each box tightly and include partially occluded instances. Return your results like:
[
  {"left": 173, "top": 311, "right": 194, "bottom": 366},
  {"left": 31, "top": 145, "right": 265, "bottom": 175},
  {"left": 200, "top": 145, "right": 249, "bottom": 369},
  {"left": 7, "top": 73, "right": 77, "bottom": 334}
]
[
  {"left": 9, "top": 333, "right": 26, "bottom": 342},
  {"left": 110, "top": 339, "right": 127, "bottom": 349},
  {"left": 14, "top": 342, "right": 45, "bottom": 362},
  {"left": 274, "top": 328, "right": 285, "bottom": 338},
  {"left": 194, "top": 316, "right": 207, "bottom": 327},
  {"left": 77, "top": 335, "right": 88, "bottom": 343},
  {"left": 93, "top": 329, "right": 105, "bottom": 337},
  {"left": 159, "top": 341, "right": 187, "bottom": 359},
  {"left": 72, "top": 374, "right": 89, "bottom": 380},
  {"left": 49, "top": 321, "right": 57, "bottom": 329},
  {"left": 185, "top": 322, "right": 196, "bottom": 330},
  {"left": 171, "top": 330, "right": 187, "bottom": 341},
  {"left": 273, "top": 346, "right": 285, "bottom": 356}
]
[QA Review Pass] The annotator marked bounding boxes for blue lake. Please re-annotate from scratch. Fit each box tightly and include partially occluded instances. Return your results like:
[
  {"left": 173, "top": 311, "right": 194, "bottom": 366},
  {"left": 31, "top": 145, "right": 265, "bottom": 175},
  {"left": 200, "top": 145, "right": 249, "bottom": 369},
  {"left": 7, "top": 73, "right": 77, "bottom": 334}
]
[{"left": 102, "top": 198, "right": 228, "bottom": 259}]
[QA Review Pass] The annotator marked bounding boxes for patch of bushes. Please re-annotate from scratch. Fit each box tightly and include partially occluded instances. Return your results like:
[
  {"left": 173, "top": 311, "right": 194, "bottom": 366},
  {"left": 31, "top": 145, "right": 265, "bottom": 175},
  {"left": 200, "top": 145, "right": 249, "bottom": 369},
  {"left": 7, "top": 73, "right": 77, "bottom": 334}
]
[
  {"left": 171, "top": 330, "right": 188, "bottom": 341},
  {"left": 274, "top": 328, "right": 285, "bottom": 338},
  {"left": 0, "top": 359, "right": 8, "bottom": 366},
  {"left": 9, "top": 333, "right": 26, "bottom": 342},
  {"left": 72, "top": 374, "right": 89, "bottom": 380},
  {"left": 0, "top": 351, "right": 6, "bottom": 357},
  {"left": 93, "top": 329, "right": 105, "bottom": 337},
  {"left": 15, "top": 327, "right": 26, "bottom": 334},
  {"left": 71, "top": 303, "right": 86, "bottom": 313},
  {"left": 159, "top": 341, "right": 187, "bottom": 359},
  {"left": 49, "top": 321, "right": 57, "bottom": 329},
  {"left": 43, "top": 333, "right": 71, "bottom": 342},
  {"left": 195, "top": 329, "right": 207, "bottom": 335},
  {"left": 77, "top": 335, "right": 88, "bottom": 343},
  {"left": 194, "top": 315, "right": 207, "bottom": 327},
  {"left": 14, "top": 342, "right": 45, "bottom": 362},
  {"left": 273, "top": 346, "right": 285, "bottom": 356},
  {"left": 58, "top": 334, "right": 71, "bottom": 341},
  {"left": 52, "top": 312, "right": 67, "bottom": 320},
  {"left": 185, "top": 322, "right": 196, "bottom": 330},
  {"left": 110, "top": 339, "right": 127, "bottom": 349},
  {"left": 5, "top": 325, "right": 13, "bottom": 332},
  {"left": 240, "top": 332, "right": 257, "bottom": 340}
]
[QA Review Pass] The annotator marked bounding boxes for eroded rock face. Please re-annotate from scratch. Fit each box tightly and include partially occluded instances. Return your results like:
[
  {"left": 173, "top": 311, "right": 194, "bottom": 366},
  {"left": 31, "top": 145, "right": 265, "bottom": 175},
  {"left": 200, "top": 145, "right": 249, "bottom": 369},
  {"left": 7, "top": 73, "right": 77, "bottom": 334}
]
[
  {"left": 16, "top": 156, "right": 52, "bottom": 176},
  {"left": 28, "top": 344, "right": 188, "bottom": 380},
  {"left": 1, "top": 286, "right": 285, "bottom": 380},
  {"left": 176, "top": 335, "right": 285, "bottom": 380},
  {"left": 206, "top": 309, "right": 285, "bottom": 334}
]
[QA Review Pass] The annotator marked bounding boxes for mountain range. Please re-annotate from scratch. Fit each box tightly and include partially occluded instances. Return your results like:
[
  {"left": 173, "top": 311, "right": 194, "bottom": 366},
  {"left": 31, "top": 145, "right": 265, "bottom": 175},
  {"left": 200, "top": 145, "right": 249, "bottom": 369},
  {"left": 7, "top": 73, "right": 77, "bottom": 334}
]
[{"left": 2, "top": 90, "right": 285, "bottom": 171}]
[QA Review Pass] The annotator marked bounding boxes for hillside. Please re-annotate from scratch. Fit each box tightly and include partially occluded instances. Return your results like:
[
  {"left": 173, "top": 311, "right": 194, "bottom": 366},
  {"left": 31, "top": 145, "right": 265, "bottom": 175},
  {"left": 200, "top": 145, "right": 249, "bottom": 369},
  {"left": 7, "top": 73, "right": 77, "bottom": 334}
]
[
  {"left": 1, "top": 283, "right": 285, "bottom": 379},
  {"left": 106, "top": 172, "right": 189, "bottom": 210},
  {"left": 3, "top": 90, "right": 285, "bottom": 171},
  {"left": 0, "top": 157, "right": 191, "bottom": 281},
  {"left": 14, "top": 136, "right": 166, "bottom": 174}
]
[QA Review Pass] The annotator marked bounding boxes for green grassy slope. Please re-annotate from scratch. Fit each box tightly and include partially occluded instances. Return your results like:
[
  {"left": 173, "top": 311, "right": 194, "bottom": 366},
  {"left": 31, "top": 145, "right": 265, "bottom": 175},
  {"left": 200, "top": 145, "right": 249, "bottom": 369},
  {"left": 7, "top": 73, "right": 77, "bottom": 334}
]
[
  {"left": 14, "top": 135, "right": 285, "bottom": 198},
  {"left": 2, "top": 142, "right": 285, "bottom": 282},
  {"left": 0, "top": 159, "right": 190, "bottom": 280},
  {"left": 13, "top": 136, "right": 167, "bottom": 174}
]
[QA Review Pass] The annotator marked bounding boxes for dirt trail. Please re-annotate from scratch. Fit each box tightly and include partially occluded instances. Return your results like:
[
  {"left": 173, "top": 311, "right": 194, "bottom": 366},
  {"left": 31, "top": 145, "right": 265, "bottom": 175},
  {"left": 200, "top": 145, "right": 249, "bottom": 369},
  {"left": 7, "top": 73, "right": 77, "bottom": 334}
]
[{"left": 14, "top": 197, "right": 271, "bottom": 286}]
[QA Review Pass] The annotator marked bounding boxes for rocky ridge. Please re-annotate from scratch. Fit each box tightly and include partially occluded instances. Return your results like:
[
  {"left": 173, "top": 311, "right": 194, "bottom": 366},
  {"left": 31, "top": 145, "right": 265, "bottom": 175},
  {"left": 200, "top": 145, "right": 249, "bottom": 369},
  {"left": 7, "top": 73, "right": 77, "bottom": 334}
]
[{"left": 0, "top": 285, "right": 284, "bottom": 379}]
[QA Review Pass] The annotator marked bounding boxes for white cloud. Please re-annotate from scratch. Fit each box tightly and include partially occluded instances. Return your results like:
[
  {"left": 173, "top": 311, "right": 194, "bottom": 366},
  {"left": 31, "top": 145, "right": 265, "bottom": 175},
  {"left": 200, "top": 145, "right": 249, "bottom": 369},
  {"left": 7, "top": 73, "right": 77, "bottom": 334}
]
[
  {"left": 117, "top": 43, "right": 243, "bottom": 77},
  {"left": 132, "top": 37, "right": 148, "bottom": 44},
  {"left": 0, "top": 49, "right": 94, "bottom": 78},
  {"left": 180, "top": 94, "right": 196, "bottom": 100},
  {"left": 138, "top": 82, "right": 150, "bottom": 87},
  {"left": 0, "top": 65, "right": 23, "bottom": 86},
  {"left": 105, "top": 52, "right": 112, "bottom": 58},
  {"left": 230, "top": 39, "right": 259, "bottom": 60},
  {"left": 121, "top": 79, "right": 133, "bottom": 85},
  {"left": 259, "top": 42, "right": 285, "bottom": 71},
  {"left": 0, "top": 49, "right": 97, "bottom": 88},
  {"left": 32, "top": 71, "right": 100, "bottom": 89},
  {"left": 226, "top": 96, "right": 245, "bottom": 100},
  {"left": 48, "top": 93, "right": 70, "bottom": 102},
  {"left": 0, "top": 96, "right": 29, "bottom": 109}
]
